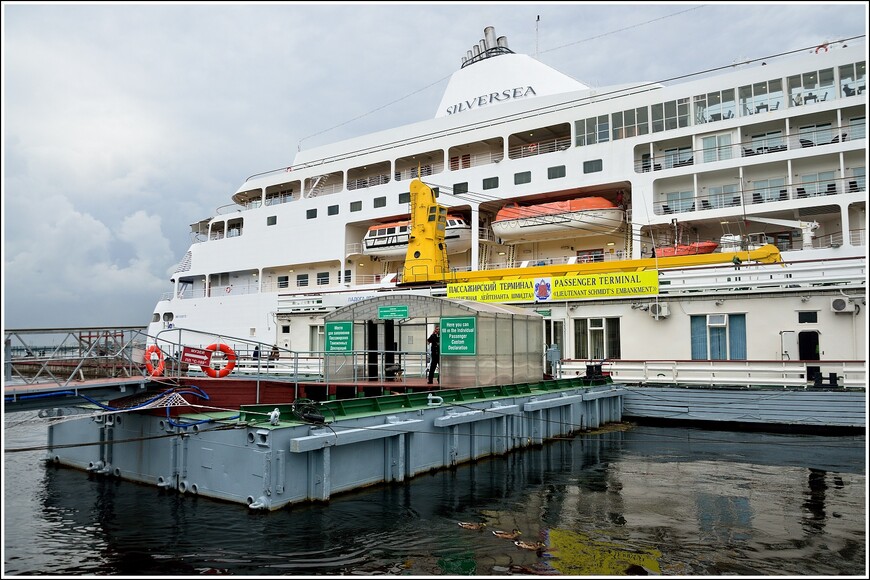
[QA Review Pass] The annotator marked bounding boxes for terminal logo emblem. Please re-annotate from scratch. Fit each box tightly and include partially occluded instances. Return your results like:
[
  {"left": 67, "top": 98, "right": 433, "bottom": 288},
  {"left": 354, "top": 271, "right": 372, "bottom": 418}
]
[{"left": 534, "top": 278, "right": 552, "bottom": 301}]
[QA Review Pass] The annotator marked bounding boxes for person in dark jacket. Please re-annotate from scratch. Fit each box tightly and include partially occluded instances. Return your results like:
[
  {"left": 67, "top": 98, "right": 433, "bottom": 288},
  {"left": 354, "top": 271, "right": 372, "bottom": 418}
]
[{"left": 427, "top": 326, "right": 440, "bottom": 384}]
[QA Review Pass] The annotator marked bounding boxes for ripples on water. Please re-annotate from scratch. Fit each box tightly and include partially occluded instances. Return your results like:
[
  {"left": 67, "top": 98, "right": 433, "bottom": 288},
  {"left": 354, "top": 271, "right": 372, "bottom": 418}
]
[{"left": 3, "top": 414, "right": 866, "bottom": 576}]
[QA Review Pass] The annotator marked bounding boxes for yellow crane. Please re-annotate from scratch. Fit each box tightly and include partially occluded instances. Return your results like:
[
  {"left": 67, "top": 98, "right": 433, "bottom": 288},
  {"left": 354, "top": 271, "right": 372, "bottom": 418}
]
[{"left": 400, "top": 179, "right": 782, "bottom": 286}]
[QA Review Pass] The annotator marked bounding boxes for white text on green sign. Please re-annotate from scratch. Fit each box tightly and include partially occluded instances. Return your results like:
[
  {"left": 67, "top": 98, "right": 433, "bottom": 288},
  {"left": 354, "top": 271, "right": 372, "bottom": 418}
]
[
  {"left": 325, "top": 321, "right": 353, "bottom": 352},
  {"left": 441, "top": 317, "right": 476, "bottom": 356}
]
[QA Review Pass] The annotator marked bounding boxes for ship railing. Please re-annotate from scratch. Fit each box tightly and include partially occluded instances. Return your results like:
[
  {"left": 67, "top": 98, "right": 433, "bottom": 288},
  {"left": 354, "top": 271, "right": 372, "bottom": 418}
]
[
  {"left": 507, "top": 136, "right": 571, "bottom": 160},
  {"left": 478, "top": 227, "right": 497, "bottom": 243},
  {"left": 347, "top": 173, "right": 391, "bottom": 191},
  {"left": 656, "top": 174, "right": 864, "bottom": 216},
  {"left": 637, "top": 120, "right": 863, "bottom": 173},
  {"left": 4, "top": 326, "right": 152, "bottom": 391},
  {"left": 849, "top": 229, "right": 867, "bottom": 247},
  {"left": 560, "top": 358, "right": 866, "bottom": 390},
  {"left": 655, "top": 255, "right": 866, "bottom": 293},
  {"left": 394, "top": 162, "right": 445, "bottom": 182},
  {"left": 346, "top": 242, "right": 363, "bottom": 255}
]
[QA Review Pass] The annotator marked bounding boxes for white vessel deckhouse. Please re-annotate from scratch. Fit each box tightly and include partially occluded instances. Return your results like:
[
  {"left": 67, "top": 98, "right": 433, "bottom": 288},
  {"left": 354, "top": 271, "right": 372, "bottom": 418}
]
[{"left": 148, "top": 27, "right": 867, "bottom": 374}]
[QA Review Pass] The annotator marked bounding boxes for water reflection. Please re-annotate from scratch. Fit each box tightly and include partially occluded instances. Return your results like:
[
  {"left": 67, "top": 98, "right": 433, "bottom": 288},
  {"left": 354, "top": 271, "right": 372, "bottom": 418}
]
[{"left": 4, "top": 421, "right": 865, "bottom": 576}]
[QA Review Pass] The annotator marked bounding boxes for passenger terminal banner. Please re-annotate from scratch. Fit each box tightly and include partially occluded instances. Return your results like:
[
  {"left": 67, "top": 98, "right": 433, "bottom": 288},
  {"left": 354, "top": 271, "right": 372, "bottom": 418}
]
[{"left": 446, "top": 271, "right": 659, "bottom": 303}]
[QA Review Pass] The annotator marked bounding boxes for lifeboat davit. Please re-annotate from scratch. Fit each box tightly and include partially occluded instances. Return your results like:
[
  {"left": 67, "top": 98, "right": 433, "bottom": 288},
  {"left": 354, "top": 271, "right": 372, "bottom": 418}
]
[
  {"left": 362, "top": 214, "right": 472, "bottom": 258},
  {"left": 492, "top": 197, "right": 624, "bottom": 243},
  {"left": 655, "top": 241, "right": 719, "bottom": 257}
]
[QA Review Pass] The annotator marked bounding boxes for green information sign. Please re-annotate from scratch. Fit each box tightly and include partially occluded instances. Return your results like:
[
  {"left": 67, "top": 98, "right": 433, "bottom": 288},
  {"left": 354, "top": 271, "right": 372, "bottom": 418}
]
[
  {"left": 378, "top": 305, "right": 409, "bottom": 319},
  {"left": 325, "top": 321, "right": 353, "bottom": 352},
  {"left": 441, "top": 317, "right": 476, "bottom": 356}
]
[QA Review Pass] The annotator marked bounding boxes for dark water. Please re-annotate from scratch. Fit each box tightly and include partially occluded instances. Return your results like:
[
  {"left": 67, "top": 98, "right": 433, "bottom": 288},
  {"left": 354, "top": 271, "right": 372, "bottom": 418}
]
[{"left": 3, "top": 413, "right": 866, "bottom": 577}]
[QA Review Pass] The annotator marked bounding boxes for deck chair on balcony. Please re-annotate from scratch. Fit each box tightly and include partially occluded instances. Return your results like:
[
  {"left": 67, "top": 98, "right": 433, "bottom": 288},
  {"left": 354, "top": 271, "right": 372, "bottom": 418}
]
[
  {"left": 825, "top": 183, "right": 837, "bottom": 195},
  {"left": 796, "top": 187, "right": 808, "bottom": 198},
  {"left": 799, "top": 138, "right": 815, "bottom": 148},
  {"left": 752, "top": 192, "right": 764, "bottom": 205},
  {"left": 779, "top": 189, "right": 789, "bottom": 201},
  {"left": 701, "top": 199, "right": 712, "bottom": 210},
  {"left": 848, "top": 180, "right": 859, "bottom": 193}
]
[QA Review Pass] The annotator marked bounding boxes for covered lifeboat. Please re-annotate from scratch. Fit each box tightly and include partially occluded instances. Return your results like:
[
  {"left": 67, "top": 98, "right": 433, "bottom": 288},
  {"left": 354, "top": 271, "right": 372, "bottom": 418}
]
[
  {"left": 492, "top": 197, "right": 624, "bottom": 243},
  {"left": 362, "top": 214, "right": 472, "bottom": 258}
]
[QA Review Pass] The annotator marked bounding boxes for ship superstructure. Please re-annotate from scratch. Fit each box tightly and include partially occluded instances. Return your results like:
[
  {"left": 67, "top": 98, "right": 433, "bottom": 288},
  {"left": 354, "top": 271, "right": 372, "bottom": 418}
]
[{"left": 148, "top": 27, "right": 866, "bottom": 369}]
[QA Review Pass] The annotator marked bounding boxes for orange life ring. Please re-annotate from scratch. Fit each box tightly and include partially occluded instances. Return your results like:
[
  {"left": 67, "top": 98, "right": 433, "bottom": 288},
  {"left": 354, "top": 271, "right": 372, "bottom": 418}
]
[
  {"left": 144, "top": 345, "right": 165, "bottom": 377},
  {"left": 201, "top": 343, "right": 237, "bottom": 378},
  {"left": 815, "top": 44, "right": 828, "bottom": 54}
]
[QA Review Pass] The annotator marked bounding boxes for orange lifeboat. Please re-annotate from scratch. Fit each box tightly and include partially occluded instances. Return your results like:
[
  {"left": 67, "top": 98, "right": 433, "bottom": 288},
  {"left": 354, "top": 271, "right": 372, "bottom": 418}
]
[{"left": 492, "top": 197, "right": 624, "bottom": 243}]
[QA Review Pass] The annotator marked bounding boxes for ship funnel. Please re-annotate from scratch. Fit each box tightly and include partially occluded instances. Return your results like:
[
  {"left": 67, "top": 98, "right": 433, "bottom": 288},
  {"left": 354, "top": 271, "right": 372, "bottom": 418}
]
[
  {"left": 484, "top": 26, "right": 496, "bottom": 49},
  {"left": 459, "top": 27, "right": 514, "bottom": 69}
]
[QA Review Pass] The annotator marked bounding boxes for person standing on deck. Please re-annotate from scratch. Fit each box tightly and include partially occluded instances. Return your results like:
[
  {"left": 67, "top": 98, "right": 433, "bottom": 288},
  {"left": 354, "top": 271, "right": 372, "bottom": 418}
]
[{"left": 427, "top": 326, "right": 440, "bottom": 384}]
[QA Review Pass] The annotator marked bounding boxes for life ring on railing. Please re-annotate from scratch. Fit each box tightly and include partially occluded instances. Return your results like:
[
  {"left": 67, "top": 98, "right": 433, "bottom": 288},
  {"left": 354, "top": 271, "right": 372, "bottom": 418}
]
[
  {"left": 815, "top": 44, "right": 829, "bottom": 54},
  {"left": 144, "top": 345, "right": 165, "bottom": 377},
  {"left": 201, "top": 343, "right": 237, "bottom": 378},
  {"left": 225, "top": 286, "right": 232, "bottom": 294}
]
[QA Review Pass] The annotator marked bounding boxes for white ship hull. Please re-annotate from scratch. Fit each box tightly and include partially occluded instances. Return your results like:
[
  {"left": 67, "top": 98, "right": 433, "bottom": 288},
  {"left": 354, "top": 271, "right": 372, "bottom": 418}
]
[{"left": 145, "top": 26, "right": 866, "bottom": 376}]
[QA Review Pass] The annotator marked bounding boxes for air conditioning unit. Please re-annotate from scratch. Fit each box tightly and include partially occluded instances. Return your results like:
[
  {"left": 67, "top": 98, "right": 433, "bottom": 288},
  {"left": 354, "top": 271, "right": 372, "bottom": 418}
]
[
  {"left": 648, "top": 302, "right": 670, "bottom": 318},
  {"left": 830, "top": 297, "right": 855, "bottom": 313}
]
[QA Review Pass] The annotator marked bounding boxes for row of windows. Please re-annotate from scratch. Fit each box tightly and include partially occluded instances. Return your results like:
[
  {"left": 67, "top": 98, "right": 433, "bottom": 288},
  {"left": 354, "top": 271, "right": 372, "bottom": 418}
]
[
  {"left": 575, "top": 60, "right": 866, "bottom": 146},
  {"left": 452, "top": 161, "right": 603, "bottom": 195},
  {"left": 573, "top": 313, "right": 746, "bottom": 360},
  {"left": 277, "top": 270, "right": 352, "bottom": 288}
]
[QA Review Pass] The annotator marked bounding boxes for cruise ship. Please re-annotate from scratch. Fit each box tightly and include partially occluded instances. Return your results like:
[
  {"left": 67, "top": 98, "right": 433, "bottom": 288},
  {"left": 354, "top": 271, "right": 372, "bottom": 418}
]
[{"left": 147, "top": 27, "right": 866, "bottom": 384}]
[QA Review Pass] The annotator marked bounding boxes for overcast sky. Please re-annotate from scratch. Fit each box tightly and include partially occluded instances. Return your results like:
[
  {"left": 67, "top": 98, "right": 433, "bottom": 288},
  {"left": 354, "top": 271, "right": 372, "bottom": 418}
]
[{"left": 2, "top": 1, "right": 867, "bottom": 330}]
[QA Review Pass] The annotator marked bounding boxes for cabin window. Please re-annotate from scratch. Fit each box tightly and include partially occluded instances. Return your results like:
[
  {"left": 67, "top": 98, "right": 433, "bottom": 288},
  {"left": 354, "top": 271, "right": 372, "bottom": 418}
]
[
  {"left": 278, "top": 276, "right": 289, "bottom": 289},
  {"left": 737, "top": 80, "right": 782, "bottom": 116},
  {"left": 663, "top": 146, "right": 692, "bottom": 169},
  {"left": 399, "top": 192, "right": 410, "bottom": 203},
  {"left": 310, "top": 325, "right": 325, "bottom": 352},
  {"left": 344, "top": 269, "right": 351, "bottom": 283},
  {"left": 306, "top": 209, "right": 317, "bottom": 220},
  {"left": 374, "top": 196, "right": 386, "bottom": 208},
  {"left": 267, "top": 216, "right": 277, "bottom": 226},
  {"left": 701, "top": 134, "right": 733, "bottom": 163},
  {"left": 573, "top": 317, "right": 620, "bottom": 359},
  {"left": 316, "top": 272, "right": 329, "bottom": 285},
  {"left": 651, "top": 98, "right": 690, "bottom": 132},
  {"left": 839, "top": 61, "right": 866, "bottom": 97},
  {"left": 350, "top": 201, "right": 362, "bottom": 212},
  {"left": 749, "top": 130, "right": 784, "bottom": 153},
  {"left": 707, "top": 183, "right": 739, "bottom": 209},
  {"left": 612, "top": 106, "right": 649, "bottom": 139},
  {"left": 296, "top": 274, "right": 309, "bottom": 287},
  {"left": 483, "top": 177, "right": 499, "bottom": 190},
  {"left": 514, "top": 171, "right": 531, "bottom": 185},
  {"left": 849, "top": 116, "right": 866, "bottom": 140},
  {"left": 787, "top": 68, "right": 834, "bottom": 107},
  {"left": 548, "top": 166, "right": 566, "bottom": 179},
  {"left": 666, "top": 190, "right": 694, "bottom": 213},
  {"left": 693, "top": 89, "right": 736, "bottom": 123},
  {"left": 453, "top": 182, "right": 468, "bottom": 194},
  {"left": 583, "top": 160, "right": 602, "bottom": 174},
  {"left": 575, "top": 115, "right": 609, "bottom": 146},
  {"left": 151, "top": 313, "right": 160, "bottom": 323},
  {"left": 798, "top": 311, "right": 818, "bottom": 324},
  {"left": 798, "top": 171, "right": 836, "bottom": 197},
  {"left": 750, "top": 177, "right": 787, "bottom": 202},
  {"left": 328, "top": 205, "right": 339, "bottom": 216},
  {"left": 690, "top": 313, "right": 746, "bottom": 360}
]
